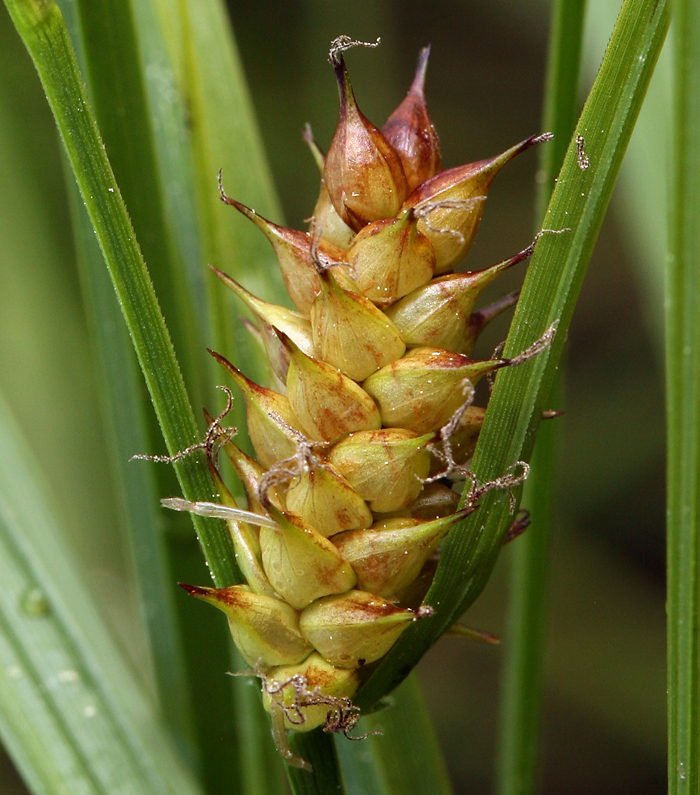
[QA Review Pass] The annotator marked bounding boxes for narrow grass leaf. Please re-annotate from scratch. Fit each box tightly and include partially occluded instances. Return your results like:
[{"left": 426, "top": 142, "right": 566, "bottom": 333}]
[
  {"left": 56, "top": 0, "right": 245, "bottom": 772},
  {"left": 667, "top": 0, "right": 700, "bottom": 790},
  {"left": 496, "top": 1, "right": 586, "bottom": 792},
  {"left": 66, "top": 179, "right": 198, "bottom": 761},
  {"left": 0, "top": 393, "right": 205, "bottom": 795},
  {"left": 3, "top": 0, "right": 240, "bottom": 590},
  {"left": 63, "top": 0, "right": 206, "bottom": 403},
  {"left": 356, "top": 0, "right": 670, "bottom": 711},
  {"left": 19, "top": 0, "right": 252, "bottom": 788},
  {"left": 0, "top": 3, "right": 125, "bottom": 602}
]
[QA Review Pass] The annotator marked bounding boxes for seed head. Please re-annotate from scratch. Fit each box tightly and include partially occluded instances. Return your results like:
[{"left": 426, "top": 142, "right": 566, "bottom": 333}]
[
  {"left": 219, "top": 191, "right": 353, "bottom": 314},
  {"left": 158, "top": 40, "right": 556, "bottom": 766},
  {"left": 362, "top": 347, "right": 504, "bottom": 433},
  {"left": 333, "top": 509, "right": 474, "bottom": 599},
  {"left": 210, "top": 350, "right": 303, "bottom": 468},
  {"left": 403, "top": 135, "right": 550, "bottom": 273},
  {"left": 378, "top": 481, "right": 460, "bottom": 520},
  {"left": 284, "top": 459, "right": 373, "bottom": 537},
  {"left": 212, "top": 267, "right": 315, "bottom": 359},
  {"left": 310, "top": 269, "right": 406, "bottom": 380},
  {"left": 282, "top": 332, "right": 382, "bottom": 443},
  {"left": 329, "top": 429, "right": 434, "bottom": 512},
  {"left": 206, "top": 458, "right": 273, "bottom": 597},
  {"left": 303, "top": 124, "right": 356, "bottom": 250},
  {"left": 260, "top": 652, "right": 360, "bottom": 732},
  {"left": 385, "top": 245, "right": 533, "bottom": 351},
  {"left": 216, "top": 435, "right": 282, "bottom": 515}
]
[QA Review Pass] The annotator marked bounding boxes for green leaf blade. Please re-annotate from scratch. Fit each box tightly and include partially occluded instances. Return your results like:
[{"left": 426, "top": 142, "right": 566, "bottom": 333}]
[
  {"left": 3, "top": 0, "right": 239, "bottom": 589},
  {"left": 495, "top": 1, "right": 586, "bottom": 791},
  {"left": 66, "top": 176, "right": 198, "bottom": 764},
  {"left": 356, "top": 0, "right": 670, "bottom": 712},
  {"left": 70, "top": 0, "right": 207, "bottom": 405},
  {"left": 667, "top": 0, "right": 700, "bottom": 790},
  {"left": 0, "top": 394, "right": 205, "bottom": 795}
]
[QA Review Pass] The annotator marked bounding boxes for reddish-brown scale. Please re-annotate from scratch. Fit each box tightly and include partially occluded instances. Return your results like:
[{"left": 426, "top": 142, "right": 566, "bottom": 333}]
[
  {"left": 382, "top": 45, "right": 442, "bottom": 191},
  {"left": 324, "top": 52, "right": 409, "bottom": 230}
]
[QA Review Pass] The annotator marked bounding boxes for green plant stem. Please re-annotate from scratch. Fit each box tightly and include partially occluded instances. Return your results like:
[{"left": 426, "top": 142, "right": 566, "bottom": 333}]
[
  {"left": 495, "top": 1, "right": 585, "bottom": 792},
  {"left": 356, "top": 0, "right": 670, "bottom": 712},
  {"left": 667, "top": 0, "right": 700, "bottom": 790},
  {"left": 287, "top": 731, "right": 345, "bottom": 795},
  {"left": 336, "top": 673, "right": 453, "bottom": 795},
  {"left": 495, "top": 385, "right": 561, "bottom": 795},
  {"left": 3, "top": 0, "right": 240, "bottom": 588}
]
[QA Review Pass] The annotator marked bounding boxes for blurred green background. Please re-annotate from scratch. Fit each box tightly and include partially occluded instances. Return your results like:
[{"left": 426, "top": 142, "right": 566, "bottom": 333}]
[{"left": 0, "top": 0, "right": 667, "bottom": 792}]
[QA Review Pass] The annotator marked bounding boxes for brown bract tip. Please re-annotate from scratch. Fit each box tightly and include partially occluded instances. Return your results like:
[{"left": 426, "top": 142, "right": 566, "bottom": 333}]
[
  {"left": 412, "top": 45, "right": 431, "bottom": 93},
  {"left": 179, "top": 582, "right": 210, "bottom": 597},
  {"left": 506, "top": 132, "right": 554, "bottom": 162}
]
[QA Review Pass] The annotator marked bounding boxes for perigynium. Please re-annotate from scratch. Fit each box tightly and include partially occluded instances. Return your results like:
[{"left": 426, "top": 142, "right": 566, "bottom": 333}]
[{"left": 162, "top": 36, "right": 556, "bottom": 771}]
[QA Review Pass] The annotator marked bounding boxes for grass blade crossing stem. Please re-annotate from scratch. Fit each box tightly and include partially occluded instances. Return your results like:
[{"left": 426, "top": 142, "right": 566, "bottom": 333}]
[
  {"left": 356, "top": 0, "right": 670, "bottom": 711},
  {"left": 3, "top": 0, "right": 241, "bottom": 589},
  {"left": 495, "top": 1, "right": 586, "bottom": 792}
]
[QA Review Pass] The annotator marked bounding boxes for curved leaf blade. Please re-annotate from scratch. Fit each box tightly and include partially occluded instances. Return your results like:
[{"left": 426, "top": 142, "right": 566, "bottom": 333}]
[
  {"left": 356, "top": 0, "right": 670, "bottom": 711},
  {"left": 0, "top": 393, "right": 205, "bottom": 795},
  {"left": 2, "top": 0, "right": 240, "bottom": 589},
  {"left": 495, "top": 0, "right": 586, "bottom": 791}
]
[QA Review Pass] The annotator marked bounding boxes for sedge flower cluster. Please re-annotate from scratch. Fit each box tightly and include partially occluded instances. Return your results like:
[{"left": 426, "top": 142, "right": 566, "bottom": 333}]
[{"left": 169, "top": 37, "right": 552, "bottom": 768}]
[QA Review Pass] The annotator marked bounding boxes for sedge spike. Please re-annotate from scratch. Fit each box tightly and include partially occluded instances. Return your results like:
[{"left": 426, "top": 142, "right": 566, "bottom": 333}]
[{"left": 160, "top": 40, "right": 556, "bottom": 766}]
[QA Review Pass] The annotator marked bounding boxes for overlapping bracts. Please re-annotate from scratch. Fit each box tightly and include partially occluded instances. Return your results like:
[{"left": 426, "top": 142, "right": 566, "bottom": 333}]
[{"left": 181, "top": 39, "right": 548, "bottom": 750}]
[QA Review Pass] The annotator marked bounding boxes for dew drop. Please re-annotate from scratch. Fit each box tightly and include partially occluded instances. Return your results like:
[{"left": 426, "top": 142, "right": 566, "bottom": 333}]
[{"left": 21, "top": 587, "right": 50, "bottom": 617}]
